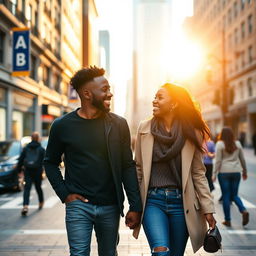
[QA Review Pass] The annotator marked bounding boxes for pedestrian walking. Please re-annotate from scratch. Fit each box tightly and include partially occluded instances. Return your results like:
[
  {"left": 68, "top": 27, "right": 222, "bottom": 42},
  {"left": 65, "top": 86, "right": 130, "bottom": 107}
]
[
  {"left": 203, "top": 138, "right": 215, "bottom": 192},
  {"left": 133, "top": 83, "right": 216, "bottom": 255},
  {"left": 44, "top": 66, "right": 142, "bottom": 256},
  {"left": 252, "top": 132, "right": 256, "bottom": 155},
  {"left": 212, "top": 127, "right": 249, "bottom": 227},
  {"left": 17, "top": 132, "right": 45, "bottom": 216},
  {"left": 238, "top": 131, "right": 246, "bottom": 147}
]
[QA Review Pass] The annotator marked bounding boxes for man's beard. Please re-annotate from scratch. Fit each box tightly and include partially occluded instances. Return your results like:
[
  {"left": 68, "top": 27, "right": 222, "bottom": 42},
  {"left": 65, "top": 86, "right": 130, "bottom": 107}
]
[{"left": 92, "top": 95, "right": 110, "bottom": 113}]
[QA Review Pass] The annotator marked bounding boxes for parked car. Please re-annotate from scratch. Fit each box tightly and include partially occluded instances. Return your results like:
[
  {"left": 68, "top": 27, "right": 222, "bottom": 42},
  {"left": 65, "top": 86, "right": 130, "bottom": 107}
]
[{"left": 0, "top": 140, "right": 24, "bottom": 191}]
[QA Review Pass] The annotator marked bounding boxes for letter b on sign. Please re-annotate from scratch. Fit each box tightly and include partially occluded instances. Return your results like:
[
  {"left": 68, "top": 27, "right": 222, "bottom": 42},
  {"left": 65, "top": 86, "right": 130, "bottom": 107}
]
[{"left": 16, "top": 53, "right": 26, "bottom": 66}]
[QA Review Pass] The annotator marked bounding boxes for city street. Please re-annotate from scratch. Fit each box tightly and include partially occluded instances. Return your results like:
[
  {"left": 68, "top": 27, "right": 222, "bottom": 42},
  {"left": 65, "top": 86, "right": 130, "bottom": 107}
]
[{"left": 0, "top": 149, "right": 255, "bottom": 256}]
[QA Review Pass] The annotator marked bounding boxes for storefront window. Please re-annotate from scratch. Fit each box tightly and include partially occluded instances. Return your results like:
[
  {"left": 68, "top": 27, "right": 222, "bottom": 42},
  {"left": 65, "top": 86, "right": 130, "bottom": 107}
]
[
  {"left": 12, "top": 111, "right": 23, "bottom": 140},
  {"left": 12, "top": 92, "right": 35, "bottom": 139},
  {"left": 12, "top": 111, "right": 34, "bottom": 139},
  {"left": 0, "top": 108, "right": 6, "bottom": 141},
  {"left": 0, "top": 87, "right": 6, "bottom": 141}
]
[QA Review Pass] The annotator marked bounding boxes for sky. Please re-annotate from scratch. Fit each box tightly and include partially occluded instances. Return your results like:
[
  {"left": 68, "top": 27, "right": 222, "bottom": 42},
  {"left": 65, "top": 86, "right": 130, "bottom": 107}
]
[{"left": 95, "top": 0, "right": 194, "bottom": 115}]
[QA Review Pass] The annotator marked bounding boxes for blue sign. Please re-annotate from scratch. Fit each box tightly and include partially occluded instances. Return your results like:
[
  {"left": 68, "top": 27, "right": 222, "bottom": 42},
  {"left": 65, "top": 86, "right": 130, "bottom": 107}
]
[
  {"left": 69, "top": 86, "right": 79, "bottom": 103},
  {"left": 12, "top": 28, "right": 30, "bottom": 76}
]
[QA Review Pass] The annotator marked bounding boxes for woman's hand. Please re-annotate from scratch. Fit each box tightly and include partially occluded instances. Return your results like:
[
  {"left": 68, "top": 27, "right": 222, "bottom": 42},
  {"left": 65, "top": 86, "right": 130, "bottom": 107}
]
[{"left": 205, "top": 213, "right": 216, "bottom": 229}]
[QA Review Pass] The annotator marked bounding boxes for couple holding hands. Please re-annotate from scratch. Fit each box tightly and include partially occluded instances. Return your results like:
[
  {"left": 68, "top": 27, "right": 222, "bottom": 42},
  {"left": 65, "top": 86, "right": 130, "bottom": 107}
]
[{"left": 44, "top": 66, "right": 216, "bottom": 256}]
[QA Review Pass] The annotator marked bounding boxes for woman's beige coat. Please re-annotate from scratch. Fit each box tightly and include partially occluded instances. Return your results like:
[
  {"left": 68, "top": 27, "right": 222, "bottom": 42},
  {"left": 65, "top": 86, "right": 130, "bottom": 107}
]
[{"left": 133, "top": 119, "right": 215, "bottom": 253}]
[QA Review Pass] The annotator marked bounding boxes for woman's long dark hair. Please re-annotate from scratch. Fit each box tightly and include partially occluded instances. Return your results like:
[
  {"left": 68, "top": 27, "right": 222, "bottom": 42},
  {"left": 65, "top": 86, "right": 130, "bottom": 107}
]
[
  {"left": 220, "top": 127, "right": 237, "bottom": 153},
  {"left": 162, "top": 83, "right": 210, "bottom": 153}
]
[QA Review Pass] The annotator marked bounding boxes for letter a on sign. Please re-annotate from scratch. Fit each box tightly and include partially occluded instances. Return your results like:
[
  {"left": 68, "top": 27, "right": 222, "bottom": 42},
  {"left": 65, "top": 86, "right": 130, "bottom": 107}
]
[
  {"left": 15, "top": 36, "right": 27, "bottom": 49},
  {"left": 12, "top": 27, "right": 30, "bottom": 76}
]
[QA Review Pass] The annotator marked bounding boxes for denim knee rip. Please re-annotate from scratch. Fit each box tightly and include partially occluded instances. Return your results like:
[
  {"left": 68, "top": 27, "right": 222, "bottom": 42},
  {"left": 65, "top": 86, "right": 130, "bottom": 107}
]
[{"left": 152, "top": 246, "right": 170, "bottom": 252}]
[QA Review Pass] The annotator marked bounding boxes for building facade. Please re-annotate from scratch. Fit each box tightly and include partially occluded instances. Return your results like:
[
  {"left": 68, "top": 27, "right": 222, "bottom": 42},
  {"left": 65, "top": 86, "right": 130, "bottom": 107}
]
[
  {"left": 191, "top": 0, "right": 256, "bottom": 145},
  {"left": 0, "top": 0, "right": 98, "bottom": 140}
]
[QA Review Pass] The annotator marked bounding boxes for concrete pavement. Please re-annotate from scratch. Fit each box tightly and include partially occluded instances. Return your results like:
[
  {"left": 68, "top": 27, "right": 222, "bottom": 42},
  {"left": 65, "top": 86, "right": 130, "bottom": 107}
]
[{"left": 0, "top": 149, "right": 255, "bottom": 255}]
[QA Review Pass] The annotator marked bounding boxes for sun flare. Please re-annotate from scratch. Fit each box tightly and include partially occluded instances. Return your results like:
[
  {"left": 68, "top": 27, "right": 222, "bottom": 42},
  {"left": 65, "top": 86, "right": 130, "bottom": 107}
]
[{"left": 164, "top": 34, "right": 204, "bottom": 82}]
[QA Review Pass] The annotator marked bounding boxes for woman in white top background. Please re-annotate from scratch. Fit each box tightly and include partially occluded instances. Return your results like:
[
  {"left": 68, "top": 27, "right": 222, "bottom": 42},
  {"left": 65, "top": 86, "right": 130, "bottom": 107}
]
[{"left": 213, "top": 127, "right": 249, "bottom": 227}]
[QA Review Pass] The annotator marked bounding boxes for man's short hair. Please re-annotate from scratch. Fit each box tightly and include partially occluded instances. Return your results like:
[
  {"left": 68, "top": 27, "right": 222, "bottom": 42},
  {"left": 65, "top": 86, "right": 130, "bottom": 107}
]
[{"left": 70, "top": 66, "right": 105, "bottom": 92}]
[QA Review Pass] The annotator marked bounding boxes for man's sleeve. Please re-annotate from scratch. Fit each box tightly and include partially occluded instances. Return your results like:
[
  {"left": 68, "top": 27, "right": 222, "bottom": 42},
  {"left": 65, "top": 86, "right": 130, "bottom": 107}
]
[
  {"left": 120, "top": 119, "right": 142, "bottom": 212},
  {"left": 44, "top": 120, "right": 69, "bottom": 203}
]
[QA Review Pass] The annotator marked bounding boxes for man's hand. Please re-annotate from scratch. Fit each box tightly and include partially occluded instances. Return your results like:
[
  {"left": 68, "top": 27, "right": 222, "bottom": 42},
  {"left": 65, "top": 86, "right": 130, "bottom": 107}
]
[
  {"left": 65, "top": 194, "right": 88, "bottom": 204},
  {"left": 125, "top": 211, "right": 142, "bottom": 229},
  {"left": 205, "top": 213, "right": 216, "bottom": 230}
]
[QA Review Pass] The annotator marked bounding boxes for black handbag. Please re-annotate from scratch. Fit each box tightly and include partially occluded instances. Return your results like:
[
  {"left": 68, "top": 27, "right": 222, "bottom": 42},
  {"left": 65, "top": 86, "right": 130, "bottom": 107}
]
[{"left": 203, "top": 226, "right": 222, "bottom": 253}]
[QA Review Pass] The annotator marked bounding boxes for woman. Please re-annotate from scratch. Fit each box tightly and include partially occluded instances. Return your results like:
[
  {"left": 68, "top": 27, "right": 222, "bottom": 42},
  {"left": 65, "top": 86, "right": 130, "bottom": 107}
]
[
  {"left": 133, "top": 83, "right": 216, "bottom": 256},
  {"left": 213, "top": 127, "right": 249, "bottom": 227}
]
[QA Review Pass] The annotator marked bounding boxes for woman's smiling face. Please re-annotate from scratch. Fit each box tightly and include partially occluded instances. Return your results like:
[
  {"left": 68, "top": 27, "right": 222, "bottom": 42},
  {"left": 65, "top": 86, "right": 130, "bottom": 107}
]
[{"left": 152, "top": 88, "right": 175, "bottom": 117}]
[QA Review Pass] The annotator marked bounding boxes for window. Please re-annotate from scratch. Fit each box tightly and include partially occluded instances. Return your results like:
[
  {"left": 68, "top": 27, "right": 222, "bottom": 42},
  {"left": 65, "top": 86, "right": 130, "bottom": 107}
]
[
  {"left": 10, "top": 0, "right": 17, "bottom": 15},
  {"left": 248, "top": 45, "right": 253, "bottom": 63},
  {"left": 248, "top": 15, "right": 253, "bottom": 34},
  {"left": 228, "top": 34, "right": 232, "bottom": 48},
  {"left": 229, "top": 88, "right": 234, "bottom": 105},
  {"left": 241, "top": 22, "right": 245, "bottom": 40},
  {"left": 21, "top": 0, "right": 26, "bottom": 13},
  {"left": 247, "top": 78, "right": 253, "bottom": 97},
  {"left": 235, "top": 53, "right": 239, "bottom": 71},
  {"left": 0, "top": 31, "right": 5, "bottom": 64},
  {"left": 234, "top": 2, "right": 238, "bottom": 18},
  {"left": 240, "top": 82, "right": 244, "bottom": 100},
  {"left": 228, "top": 9, "right": 232, "bottom": 24},
  {"left": 223, "top": 0, "right": 226, "bottom": 9},
  {"left": 52, "top": 73, "right": 61, "bottom": 92},
  {"left": 241, "top": 51, "right": 245, "bottom": 67},
  {"left": 42, "top": 65, "right": 50, "bottom": 86},
  {"left": 234, "top": 28, "right": 238, "bottom": 45},
  {"left": 30, "top": 55, "right": 37, "bottom": 80},
  {"left": 223, "top": 15, "right": 226, "bottom": 28},
  {"left": 27, "top": 4, "right": 32, "bottom": 27},
  {"left": 241, "top": 0, "right": 245, "bottom": 10}
]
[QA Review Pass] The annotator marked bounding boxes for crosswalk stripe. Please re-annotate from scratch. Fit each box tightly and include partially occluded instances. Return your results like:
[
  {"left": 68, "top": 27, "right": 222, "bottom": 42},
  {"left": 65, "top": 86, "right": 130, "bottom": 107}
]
[
  {"left": 0, "top": 196, "right": 59, "bottom": 209},
  {"left": 227, "top": 230, "right": 256, "bottom": 235}
]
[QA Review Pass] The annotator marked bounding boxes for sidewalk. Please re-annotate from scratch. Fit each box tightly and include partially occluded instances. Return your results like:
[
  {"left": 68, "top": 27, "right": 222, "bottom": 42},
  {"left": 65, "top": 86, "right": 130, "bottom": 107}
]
[{"left": 243, "top": 147, "right": 255, "bottom": 164}]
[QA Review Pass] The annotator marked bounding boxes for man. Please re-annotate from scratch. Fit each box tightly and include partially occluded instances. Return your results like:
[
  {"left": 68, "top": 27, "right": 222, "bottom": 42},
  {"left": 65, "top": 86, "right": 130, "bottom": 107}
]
[
  {"left": 44, "top": 66, "right": 142, "bottom": 256},
  {"left": 252, "top": 132, "right": 256, "bottom": 155},
  {"left": 17, "top": 132, "right": 45, "bottom": 216}
]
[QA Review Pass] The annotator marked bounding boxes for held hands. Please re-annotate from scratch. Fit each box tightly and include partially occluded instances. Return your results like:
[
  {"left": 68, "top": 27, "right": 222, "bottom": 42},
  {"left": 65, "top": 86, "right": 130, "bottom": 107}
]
[
  {"left": 65, "top": 194, "right": 89, "bottom": 204},
  {"left": 125, "top": 211, "right": 142, "bottom": 230},
  {"left": 205, "top": 213, "right": 216, "bottom": 230}
]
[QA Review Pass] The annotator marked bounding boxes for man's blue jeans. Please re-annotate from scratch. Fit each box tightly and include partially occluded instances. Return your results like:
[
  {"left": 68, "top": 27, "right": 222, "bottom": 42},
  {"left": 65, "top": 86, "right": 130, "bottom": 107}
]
[
  {"left": 65, "top": 200, "right": 120, "bottom": 256},
  {"left": 218, "top": 172, "right": 246, "bottom": 221},
  {"left": 143, "top": 188, "right": 189, "bottom": 256}
]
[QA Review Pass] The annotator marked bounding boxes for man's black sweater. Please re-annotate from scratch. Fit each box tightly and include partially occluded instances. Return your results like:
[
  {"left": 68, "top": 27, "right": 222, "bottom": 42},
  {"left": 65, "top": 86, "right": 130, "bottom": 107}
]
[{"left": 44, "top": 110, "right": 142, "bottom": 215}]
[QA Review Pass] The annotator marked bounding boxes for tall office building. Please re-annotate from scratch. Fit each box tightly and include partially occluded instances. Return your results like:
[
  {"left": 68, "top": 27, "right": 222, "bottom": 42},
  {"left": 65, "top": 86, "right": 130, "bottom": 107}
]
[{"left": 127, "top": 0, "right": 173, "bottom": 134}]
